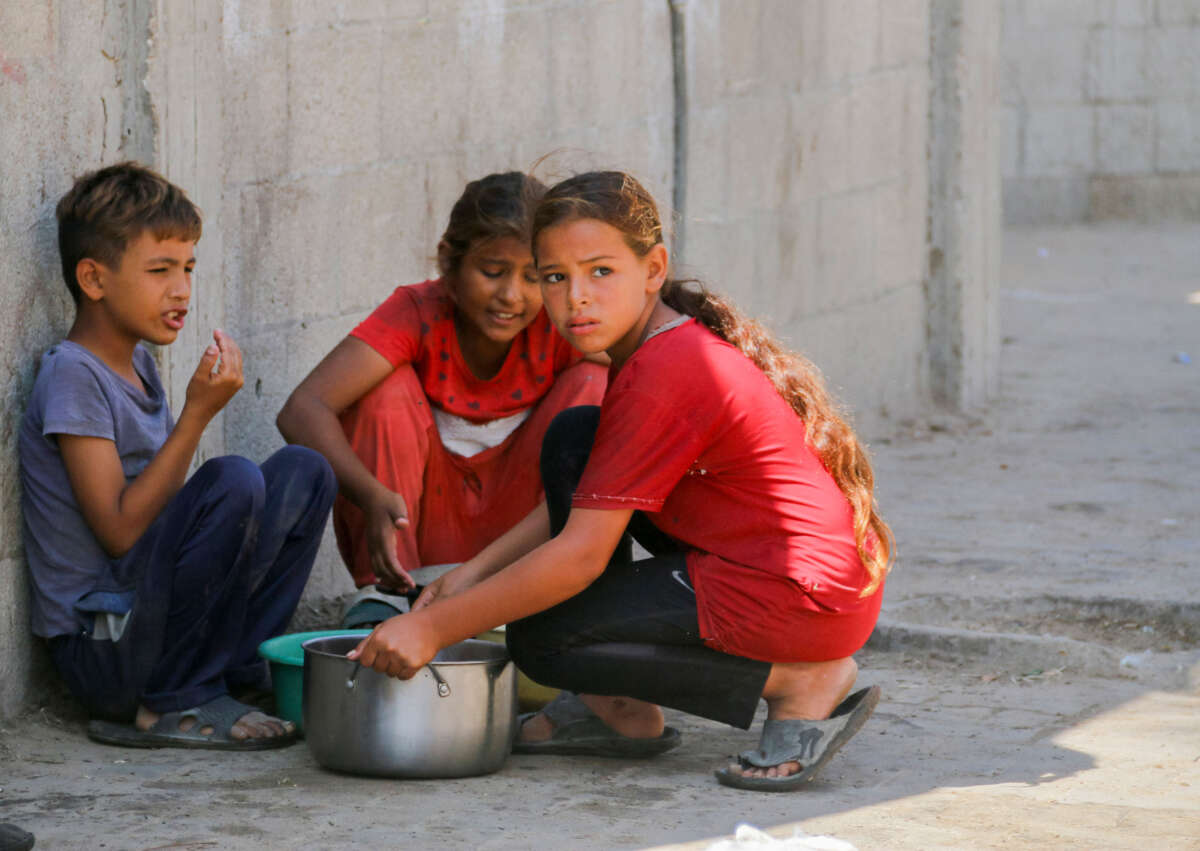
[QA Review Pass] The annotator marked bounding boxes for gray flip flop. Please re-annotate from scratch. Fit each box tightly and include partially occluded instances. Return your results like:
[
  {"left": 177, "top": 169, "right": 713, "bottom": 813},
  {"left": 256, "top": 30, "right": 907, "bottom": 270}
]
[
  {"left": 714, "top": 685, "right": 881, "bottom": 791},
  {"left": 87, "top": 694, "right": 298, "bottom": 751},
  {"left": 512, "top": 691, "right": 682, "bottom": 758},
  {"left": 0, "top": 823, "right": 35, "bottom": 851}
]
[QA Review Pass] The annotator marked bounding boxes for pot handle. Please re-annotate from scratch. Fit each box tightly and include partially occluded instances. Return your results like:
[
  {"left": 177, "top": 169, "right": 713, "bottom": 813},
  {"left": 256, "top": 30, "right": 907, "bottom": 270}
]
[
  {"left": 343, "top": 659, "right": 450, "bottom": 697},
  {"left": 427, "top": 663, "right": 451, "bottom": 698}
]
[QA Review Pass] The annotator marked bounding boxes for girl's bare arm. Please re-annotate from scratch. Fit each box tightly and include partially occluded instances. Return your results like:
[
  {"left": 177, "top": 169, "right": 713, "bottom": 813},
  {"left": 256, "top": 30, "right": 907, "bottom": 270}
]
[
  {"left": 276, "top": 337, "right": 396, "bottom": 508},
  {"left": 352, "top": 507, "right": 633, "bottom": 677},
  {"left": 277, "top": 336, "right": 415, "bottom": 587}
]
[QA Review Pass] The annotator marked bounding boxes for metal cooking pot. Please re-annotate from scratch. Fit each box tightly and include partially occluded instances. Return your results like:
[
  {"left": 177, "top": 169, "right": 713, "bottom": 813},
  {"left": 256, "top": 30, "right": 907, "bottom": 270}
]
[{"left": 302, "top": 635, "right": 517, "bottom": 778}]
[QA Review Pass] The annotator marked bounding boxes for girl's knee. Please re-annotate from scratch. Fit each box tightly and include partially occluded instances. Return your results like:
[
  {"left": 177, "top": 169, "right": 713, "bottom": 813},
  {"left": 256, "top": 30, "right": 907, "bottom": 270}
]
[
  {"left": 540, "top": 406, "right": 601, "bottom": 474},
  {"left": 504, "top": 617, "right": 567, "bottom": 685}
]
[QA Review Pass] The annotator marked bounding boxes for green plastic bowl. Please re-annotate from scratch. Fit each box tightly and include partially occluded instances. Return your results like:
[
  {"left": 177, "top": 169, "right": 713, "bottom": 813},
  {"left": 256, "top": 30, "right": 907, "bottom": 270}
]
[{"left": 257, "top": 629, "right": 370, "bottom": 733}]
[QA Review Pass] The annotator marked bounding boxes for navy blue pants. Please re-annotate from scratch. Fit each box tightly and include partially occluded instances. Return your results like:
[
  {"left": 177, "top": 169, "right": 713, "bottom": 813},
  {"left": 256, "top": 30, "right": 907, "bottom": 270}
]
[
  {"left": 505, "top": 407, "right": 770, "bottom": 729},
  {"left": 49, "top": 446, "right": 336, "bottom": 720}
]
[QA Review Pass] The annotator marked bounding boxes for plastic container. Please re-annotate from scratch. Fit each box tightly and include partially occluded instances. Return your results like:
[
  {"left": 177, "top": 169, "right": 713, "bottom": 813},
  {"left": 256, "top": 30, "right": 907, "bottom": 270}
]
[{"left": 258, "top": 629, "right": 370, "bottom": 732}]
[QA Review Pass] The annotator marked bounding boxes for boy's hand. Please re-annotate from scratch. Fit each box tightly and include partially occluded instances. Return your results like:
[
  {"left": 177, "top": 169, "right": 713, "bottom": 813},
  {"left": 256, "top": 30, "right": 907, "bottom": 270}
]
[
  {"left": 365, "top": 490, "right": 415, "bottom": 591},
  {"left": 348, "top": 612, "right": 439, "bottom": 679},
  {"left": 184, "top": 329, "right": 244, "bottom": 418}
]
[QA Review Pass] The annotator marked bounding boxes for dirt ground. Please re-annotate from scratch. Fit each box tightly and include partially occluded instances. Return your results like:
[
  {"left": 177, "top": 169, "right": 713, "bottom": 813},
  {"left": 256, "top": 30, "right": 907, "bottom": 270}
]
[{"left": 1, "top": 224, "right": 1197, "bottom": 850}]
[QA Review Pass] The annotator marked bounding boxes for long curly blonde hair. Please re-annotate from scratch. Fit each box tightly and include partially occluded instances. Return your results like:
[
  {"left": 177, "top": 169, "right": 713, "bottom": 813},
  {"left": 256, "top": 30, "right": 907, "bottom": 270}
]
[{"left": 532, "top": 171, "right": 892, "bottom": 594}]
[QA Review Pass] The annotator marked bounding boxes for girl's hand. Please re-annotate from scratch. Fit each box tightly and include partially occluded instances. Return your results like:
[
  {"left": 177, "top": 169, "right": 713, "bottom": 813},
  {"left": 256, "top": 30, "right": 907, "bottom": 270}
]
[
  {"left": 184, "top": 329, "right": 244, "bottom": 419},
  {"left": 348, "top": 613, "right": 439, "bottom": 679},
  {"left": 365, "top": 490, "right": 414, "bottom": 591},
  {"left": 411, "top": 566, "right": 480, "bottom": 612}
]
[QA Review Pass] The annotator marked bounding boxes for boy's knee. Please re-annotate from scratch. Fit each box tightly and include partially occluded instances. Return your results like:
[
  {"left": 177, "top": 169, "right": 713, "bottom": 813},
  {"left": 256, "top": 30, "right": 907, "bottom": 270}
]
[
  {"left": 195, "top": 455, "right": 265, "bottom": 512},
  {"left": 265, "top": 445, "right": 337, "bottom": 503}
]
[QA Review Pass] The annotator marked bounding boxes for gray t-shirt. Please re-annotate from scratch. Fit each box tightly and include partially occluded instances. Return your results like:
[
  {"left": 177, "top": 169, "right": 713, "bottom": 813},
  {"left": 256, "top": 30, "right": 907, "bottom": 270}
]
[{"left": 19, "top": 341, "right": 173, "bottom": 637}]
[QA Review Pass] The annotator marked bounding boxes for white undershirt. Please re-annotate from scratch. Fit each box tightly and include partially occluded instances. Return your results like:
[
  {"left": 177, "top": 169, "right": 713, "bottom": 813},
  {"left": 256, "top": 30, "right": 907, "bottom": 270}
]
[{"left": 433, "top": 407, "right": 531, "bottom": 458}]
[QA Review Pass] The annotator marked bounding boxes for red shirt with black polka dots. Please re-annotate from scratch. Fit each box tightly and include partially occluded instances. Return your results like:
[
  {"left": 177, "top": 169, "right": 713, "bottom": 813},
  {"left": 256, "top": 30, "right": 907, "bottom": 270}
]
[{"left": 350, "top": 280, "right": 582, "bottom": 423}]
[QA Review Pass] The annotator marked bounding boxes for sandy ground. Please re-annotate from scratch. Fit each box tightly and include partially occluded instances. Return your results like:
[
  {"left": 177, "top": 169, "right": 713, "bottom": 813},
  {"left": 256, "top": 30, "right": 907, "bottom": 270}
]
[{"left": 1, "top": 224, "right": 1197, "bottom": 850}]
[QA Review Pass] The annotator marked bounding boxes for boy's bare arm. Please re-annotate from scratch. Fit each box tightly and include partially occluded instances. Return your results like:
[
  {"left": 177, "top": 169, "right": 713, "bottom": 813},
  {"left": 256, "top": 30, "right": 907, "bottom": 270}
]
[{"left": 58, "top": 330, "right": 243, "bottom": 557}]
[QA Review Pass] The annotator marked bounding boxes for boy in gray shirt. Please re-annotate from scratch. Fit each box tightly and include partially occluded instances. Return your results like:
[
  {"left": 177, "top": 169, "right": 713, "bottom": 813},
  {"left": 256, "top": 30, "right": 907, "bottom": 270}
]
[{"left": 20, "top": 162, "right": 335, "bottom": 749}]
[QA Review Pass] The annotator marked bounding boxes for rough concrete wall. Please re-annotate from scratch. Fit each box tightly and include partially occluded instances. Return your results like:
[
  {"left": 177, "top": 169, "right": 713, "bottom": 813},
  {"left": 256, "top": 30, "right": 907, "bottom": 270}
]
[
  {"left": 0, "top": 0, "right": 1001, "bottom": 717},
  {"left": 215, "top": 0, "right": 674, "bottom": 603},
  {"left": 929, "top": 1, "right": 1002, "bottom": 410},
  {"left": 0, "top": 0, "right": 161, "bottom": 717},
  {"left": 676, "top": 0, "right": 932, "bottom": 437},
  {"left": 1001, "top": 0, "right": 1200, "bottom": 223}
]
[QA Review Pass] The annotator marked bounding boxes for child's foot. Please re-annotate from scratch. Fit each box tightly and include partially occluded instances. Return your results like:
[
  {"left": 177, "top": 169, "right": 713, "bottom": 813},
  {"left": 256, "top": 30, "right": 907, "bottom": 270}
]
[
  {"left": 725, "top": 656, "right": 859, "bottom": 780},
  {"left": 135, "top": 702, "right": 292, "bottom": 742},
  {"left": 513, "top": 692, "right": 682, "bottom": 758},
  {"left": 518, "top": 694, "right": 665, "bottom": 743}
]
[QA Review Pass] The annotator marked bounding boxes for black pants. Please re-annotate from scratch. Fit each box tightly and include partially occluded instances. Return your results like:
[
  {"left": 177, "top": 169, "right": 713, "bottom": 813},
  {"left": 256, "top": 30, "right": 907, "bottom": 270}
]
[{"left": 505, "top": 407, "right": 770, "bottom": 729}]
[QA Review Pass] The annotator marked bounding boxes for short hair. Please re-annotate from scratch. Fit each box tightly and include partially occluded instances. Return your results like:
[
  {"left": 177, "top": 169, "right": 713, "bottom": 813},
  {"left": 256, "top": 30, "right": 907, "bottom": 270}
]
[{"left": 55, "top": 161, "right": 202, "bottom": 303}]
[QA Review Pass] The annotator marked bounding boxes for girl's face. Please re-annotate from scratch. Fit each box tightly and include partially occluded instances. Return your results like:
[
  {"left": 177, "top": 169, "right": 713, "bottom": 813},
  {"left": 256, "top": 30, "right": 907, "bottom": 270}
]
[
  {"left": 536, "top": 218, "right": 667, "bottom": 365},
  {"left": 445, "top": 236, "right": 543, "bottom": 347}
]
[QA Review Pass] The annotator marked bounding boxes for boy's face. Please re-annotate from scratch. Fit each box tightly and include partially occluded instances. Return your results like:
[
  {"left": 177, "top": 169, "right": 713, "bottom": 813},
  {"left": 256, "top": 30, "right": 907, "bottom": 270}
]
[{"left": 82, "top": 231, "right": 195, "bottom": 346}]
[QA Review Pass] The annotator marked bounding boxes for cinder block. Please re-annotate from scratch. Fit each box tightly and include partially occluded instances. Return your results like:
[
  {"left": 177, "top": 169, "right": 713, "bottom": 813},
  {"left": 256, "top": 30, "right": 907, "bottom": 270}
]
[
  {"left": 1085, "top": 26, "right": 1148, "bottom": 101},
  {"left": 223, "top": 33, "right": 289, "bottom": 186},
  {"left": 1024, "top": 105, "right": 1095, "bottom": 174},
  {"left": 1002, "top": 175, "right": 1090, "bottom": 223},
  {"left": 823, "top": 0, "right": 881, "bottom": 81},
  {"left": 1153, "top": 0, "right": 1200, "bottom": 24},
  {"left": 0, "top": 2, "right": 54, "bottom": 56},
  {"left": 999, "top": 105, "right": 1022, "bottom": 177},
  {"left": 761, "top": 0, "right": 824, "bottom": 89},
  {"left": 875, "top": 173, "right": 927, "bottom": 292},
  {"left": 880, "top": 0, "right": 930, "bottom": 68},
  {"left": 456, "top": 6, "right": 555, "bottom": 152},
  {"left": 899, "top": 67, "right": 930, "bottom": 185},
  {"left": 814, "top": 189, "right": 877, "bottom": 313},
  {"left": 683, "top": 106, "right": 730, "bottom": 218},
  {"left": 1113, "top": 0, "right": 1151, "bottom": 26},
  {"left": 379, "top": 18, "right": 470, "bottom": 158},
  {"left": 848, "top": 71, "right": 906, "bottom": 187},
  {"left": 1145, "top": 26, "right": 1198, "bottom": 99},
  {"left": 726, "top": 94, "right": 792, "bottom": 211},
  {"left": 287, "top": 27, "right": 382, "bottom": 173},
  {"left": 1155, "top": 100, "right": 1200, "bottom": 170},
  {"left": 1015, "top": 28, "right": 1089, "bottom": 104},
  {"left": 1024, "top": 0, "right": 1102, "bottom": 28},
  {"left": 789, "top": 283, "right": 927, "bottom": 432},
  {"left": 715, "top": 0, "right": 766, "bottom": 98},
  {"left": 1095, "top": 104, "right": 1153, "bottom": 173},
  {"left": 812, "top": 88, "right": 854, "bottom": 196}
]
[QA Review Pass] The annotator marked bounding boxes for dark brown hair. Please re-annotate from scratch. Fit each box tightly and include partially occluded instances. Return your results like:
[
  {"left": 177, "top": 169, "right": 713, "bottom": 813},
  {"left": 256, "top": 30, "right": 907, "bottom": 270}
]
[
  {"left": 56, "top": 161, "right": 202, "bottom": 303},
  {"left": 532, "top": 171, "right": 893, "bottom": 593},
  {"left": 438, "top": 171, "right": 548, "bottom": 277}
]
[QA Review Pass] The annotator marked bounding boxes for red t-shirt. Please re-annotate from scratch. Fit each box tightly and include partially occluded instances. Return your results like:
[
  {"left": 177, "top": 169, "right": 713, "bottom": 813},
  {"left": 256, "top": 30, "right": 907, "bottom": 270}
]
[
  {"left": 572, "top": 319, "right": 883, "bottom": 663},
  {"left": 351, "top": 280, "right": 582, "bottom": 422}
]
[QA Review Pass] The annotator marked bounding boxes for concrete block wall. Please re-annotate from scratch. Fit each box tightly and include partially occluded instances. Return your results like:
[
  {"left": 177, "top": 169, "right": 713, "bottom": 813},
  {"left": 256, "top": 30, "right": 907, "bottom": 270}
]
[
  {"left": 0, "top": 0, "right": 1001, "bottom": 717},
  {"left": 1002, "top": 0, "right": 1200, "bottom": 222},
  {"left": 0, "top": 0, "right": 157, "bottom": 718},
  {"left": 676, "top": 0, "right": 933, "bottom": 435}
]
